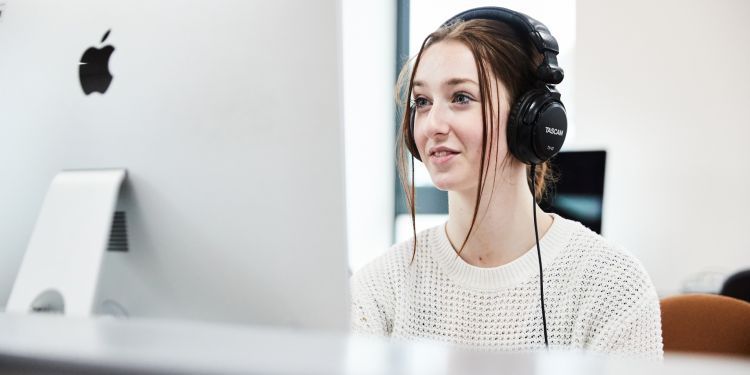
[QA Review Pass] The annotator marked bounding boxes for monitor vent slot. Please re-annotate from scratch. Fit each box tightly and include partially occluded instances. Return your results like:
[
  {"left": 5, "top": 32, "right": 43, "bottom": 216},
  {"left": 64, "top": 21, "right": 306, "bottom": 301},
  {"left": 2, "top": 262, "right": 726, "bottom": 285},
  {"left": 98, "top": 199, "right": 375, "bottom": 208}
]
[{"left": 107, "top": 211, "right": 129, "bottom": 252}]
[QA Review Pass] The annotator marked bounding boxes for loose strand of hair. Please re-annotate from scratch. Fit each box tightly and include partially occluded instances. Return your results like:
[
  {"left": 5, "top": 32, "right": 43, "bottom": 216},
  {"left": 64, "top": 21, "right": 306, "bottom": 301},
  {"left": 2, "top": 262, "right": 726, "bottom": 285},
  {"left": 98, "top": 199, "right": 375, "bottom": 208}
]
[
  {"left": 476, "top": 60, "right": 500, "bottom": 225},
  {"left": 456, "top": 53, "right": 490, "bottom": 258},
  {"left": 404, "top": 34, "right": 434, "bottom": 264},
  {"left": 410, "top": 155, "right": 417, "bottom": 264},
  {"left": 483, "top": 81, "right": 505, "bottom": 216}
]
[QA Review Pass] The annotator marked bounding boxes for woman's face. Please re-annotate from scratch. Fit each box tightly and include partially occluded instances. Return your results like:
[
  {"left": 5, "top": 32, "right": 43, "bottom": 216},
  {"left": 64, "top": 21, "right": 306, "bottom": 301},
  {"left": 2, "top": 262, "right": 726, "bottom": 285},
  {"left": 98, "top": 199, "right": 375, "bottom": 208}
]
[{"left": 412, "top": 40, "right": 511, "bottom": 193}]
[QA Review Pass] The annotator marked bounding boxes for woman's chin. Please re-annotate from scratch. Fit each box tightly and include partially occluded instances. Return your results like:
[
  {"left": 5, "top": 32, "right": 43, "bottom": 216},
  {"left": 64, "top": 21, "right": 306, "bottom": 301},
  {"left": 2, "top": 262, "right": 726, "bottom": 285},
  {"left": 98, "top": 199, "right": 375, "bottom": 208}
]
[
  {"left": 432, "top": 184, "right": 451, "bottom": 192},
  {"left": 431, "top": 177, "right": 466, "bottom": 192}
]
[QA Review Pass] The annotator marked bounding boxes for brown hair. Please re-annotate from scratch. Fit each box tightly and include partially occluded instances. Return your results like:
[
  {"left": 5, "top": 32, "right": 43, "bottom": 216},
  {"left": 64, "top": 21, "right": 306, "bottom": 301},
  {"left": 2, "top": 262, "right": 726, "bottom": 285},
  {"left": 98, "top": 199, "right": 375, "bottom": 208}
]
[{"left": 396, "top": 19, "right": 555, "bottom": 262}]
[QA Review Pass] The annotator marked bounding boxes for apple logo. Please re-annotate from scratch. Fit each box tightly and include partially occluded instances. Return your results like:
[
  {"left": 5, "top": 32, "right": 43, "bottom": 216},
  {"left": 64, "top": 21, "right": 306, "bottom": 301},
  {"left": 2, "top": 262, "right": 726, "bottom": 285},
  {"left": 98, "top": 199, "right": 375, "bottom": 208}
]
[{"left": 79, "top": 29, "right": 115, "bottom": 95}]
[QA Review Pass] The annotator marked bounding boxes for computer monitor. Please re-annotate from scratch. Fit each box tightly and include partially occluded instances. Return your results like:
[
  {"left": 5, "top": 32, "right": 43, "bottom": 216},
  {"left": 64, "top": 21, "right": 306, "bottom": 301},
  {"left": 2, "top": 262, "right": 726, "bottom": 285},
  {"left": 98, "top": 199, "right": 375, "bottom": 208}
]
[
  {"left": 540, "top": 150, "right": 607, "bottom": 234},
  {"left": 0, "top": 0, "right": 349, "bottom": 331}
]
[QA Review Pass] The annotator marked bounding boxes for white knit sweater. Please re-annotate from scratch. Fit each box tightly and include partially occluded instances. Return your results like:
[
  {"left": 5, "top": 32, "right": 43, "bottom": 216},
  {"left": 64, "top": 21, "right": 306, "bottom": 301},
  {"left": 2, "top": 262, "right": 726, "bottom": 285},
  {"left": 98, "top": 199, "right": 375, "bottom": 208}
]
[{"left": 350, "top": 214, "right": 663, "bottom": 359}]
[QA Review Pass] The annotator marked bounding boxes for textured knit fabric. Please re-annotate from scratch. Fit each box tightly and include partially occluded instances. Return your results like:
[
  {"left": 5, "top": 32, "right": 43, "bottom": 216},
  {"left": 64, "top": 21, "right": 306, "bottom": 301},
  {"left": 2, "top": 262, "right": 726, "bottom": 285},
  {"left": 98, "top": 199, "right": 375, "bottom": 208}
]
[{"left": 350, "top": 214, "right": 663, "bottom": 359}]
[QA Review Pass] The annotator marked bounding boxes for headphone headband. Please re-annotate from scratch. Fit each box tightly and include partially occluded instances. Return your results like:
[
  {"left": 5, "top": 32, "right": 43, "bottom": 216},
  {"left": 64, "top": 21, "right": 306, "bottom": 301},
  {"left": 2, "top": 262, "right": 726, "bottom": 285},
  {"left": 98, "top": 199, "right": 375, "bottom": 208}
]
[{"left": 443, "top": 7, "right": 564, "bottom": 84}]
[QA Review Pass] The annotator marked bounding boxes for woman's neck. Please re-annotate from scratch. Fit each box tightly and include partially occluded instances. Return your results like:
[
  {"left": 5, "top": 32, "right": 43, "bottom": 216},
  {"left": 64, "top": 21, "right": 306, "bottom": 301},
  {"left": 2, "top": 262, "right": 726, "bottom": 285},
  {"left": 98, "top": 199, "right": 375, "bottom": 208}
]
[{"left": 445, "top": 167, "right": 553, "bottom": 268}]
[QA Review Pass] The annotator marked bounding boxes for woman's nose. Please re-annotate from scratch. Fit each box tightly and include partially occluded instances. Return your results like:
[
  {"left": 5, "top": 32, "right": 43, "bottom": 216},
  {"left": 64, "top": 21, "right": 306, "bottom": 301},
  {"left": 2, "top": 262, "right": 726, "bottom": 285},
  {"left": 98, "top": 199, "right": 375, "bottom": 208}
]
[{"left": 423, "top": 103, "right": 450, "bottom": 138}]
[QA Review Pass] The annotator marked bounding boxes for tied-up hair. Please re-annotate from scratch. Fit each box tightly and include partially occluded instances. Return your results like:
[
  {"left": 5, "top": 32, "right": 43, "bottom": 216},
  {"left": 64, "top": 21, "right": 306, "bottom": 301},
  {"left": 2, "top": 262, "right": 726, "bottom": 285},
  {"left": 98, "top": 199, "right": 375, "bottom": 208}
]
[{"left": 396, "top": 19, "right": 554, "bottom": 263}]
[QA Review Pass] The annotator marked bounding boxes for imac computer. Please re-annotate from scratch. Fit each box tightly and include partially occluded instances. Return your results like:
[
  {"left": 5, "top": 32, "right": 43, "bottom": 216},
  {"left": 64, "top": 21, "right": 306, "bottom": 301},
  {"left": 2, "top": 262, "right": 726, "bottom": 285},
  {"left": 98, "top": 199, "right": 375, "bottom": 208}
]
[{"left": 0, "top": 0, "right": 349, "bottom": 331}]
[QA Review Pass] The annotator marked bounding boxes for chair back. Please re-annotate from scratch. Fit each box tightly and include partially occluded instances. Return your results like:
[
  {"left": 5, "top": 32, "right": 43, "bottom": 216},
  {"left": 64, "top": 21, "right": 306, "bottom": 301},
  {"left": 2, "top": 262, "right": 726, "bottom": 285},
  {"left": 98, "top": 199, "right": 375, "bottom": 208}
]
[{"left": 660, "top": 294, "right": 750, "bottom": 357}]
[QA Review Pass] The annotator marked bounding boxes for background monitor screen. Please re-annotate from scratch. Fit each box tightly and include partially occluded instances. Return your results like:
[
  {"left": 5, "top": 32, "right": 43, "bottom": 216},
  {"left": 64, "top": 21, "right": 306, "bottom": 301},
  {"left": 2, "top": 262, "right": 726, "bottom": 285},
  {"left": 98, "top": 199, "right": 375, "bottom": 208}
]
[
  {"left": 0, "top": 0, "right": 349, "bottom": 331},
  {"left": 540, "top": 150, "right": 607, "bottom": 234}
]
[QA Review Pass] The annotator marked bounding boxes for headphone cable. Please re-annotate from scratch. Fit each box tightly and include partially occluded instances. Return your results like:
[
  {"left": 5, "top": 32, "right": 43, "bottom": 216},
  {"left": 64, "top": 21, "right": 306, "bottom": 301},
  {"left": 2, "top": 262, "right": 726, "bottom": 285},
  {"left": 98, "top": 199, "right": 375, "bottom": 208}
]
[{"left": 531, "top": 164, "right": 549, "bottom": 348}]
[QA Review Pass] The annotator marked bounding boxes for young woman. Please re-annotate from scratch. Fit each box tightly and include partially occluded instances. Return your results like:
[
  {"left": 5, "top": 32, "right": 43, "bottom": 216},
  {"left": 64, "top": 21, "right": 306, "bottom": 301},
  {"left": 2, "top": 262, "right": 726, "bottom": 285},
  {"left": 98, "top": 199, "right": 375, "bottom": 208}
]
[{"left": 350, "top": 8, "right": 663, "bottom": 359}]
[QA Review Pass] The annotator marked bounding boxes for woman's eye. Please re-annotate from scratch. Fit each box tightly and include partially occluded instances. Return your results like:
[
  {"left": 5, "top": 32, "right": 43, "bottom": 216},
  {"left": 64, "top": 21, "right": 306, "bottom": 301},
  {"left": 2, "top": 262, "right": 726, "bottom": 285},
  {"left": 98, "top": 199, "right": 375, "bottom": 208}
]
[
  {"left": 413, "top": 97, "right": 430, "bottom": 108},
  {"left": 453, "top": 93, "right": 472, "bottom": 105}
]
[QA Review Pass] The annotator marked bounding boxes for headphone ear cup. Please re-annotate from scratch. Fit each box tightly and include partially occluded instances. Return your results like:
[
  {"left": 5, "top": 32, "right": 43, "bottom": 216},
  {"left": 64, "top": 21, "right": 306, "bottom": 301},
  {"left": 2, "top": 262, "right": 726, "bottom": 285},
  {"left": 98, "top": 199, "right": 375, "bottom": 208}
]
[
  {"left": 507, "top": 88, "right": 567, "bottom": 165},
  {"left": 406, "top": 107, "right": 422, "bottom": 161},
  {"left": 507, "top": 90, "right": 539, "bottom": 165}
]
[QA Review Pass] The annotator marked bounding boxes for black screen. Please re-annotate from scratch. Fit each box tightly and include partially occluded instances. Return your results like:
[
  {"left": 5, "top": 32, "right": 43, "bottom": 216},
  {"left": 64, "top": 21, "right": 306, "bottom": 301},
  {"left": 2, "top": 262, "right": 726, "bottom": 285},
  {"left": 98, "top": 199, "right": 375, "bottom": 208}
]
[{"left": 539, "top": 150, "right": 606, "bottom": 234}]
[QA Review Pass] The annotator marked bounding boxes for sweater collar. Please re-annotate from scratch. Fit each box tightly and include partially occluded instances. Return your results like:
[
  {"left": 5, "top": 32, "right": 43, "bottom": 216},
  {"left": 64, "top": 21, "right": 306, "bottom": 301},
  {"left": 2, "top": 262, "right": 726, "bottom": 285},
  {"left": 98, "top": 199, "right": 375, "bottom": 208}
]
[{"left": 429, "top": 213, "right": 575, "bottom": 291}]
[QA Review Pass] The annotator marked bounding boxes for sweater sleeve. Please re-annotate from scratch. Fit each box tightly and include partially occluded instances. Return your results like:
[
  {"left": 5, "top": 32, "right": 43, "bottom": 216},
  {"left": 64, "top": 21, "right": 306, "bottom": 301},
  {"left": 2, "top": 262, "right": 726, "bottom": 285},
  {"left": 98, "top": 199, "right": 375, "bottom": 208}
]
[
  {"left": 604, "top": 290, "right": 664, "bottom": 360},
  {"left": 350, "top": 270, "right": 390, "bottom": 336},
  {"left": 581, "top": 250, "right": 665, "bottom": 360},
  {"left": 572, "top": 238, "right": 664, "bottom": 360}
]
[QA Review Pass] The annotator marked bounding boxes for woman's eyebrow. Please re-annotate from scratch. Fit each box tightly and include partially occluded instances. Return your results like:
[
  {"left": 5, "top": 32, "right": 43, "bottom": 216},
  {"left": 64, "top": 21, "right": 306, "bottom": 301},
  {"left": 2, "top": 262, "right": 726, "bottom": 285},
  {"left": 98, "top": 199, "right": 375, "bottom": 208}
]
[{"left": 413, "top": 77, "right": 478, "bottom": 88}]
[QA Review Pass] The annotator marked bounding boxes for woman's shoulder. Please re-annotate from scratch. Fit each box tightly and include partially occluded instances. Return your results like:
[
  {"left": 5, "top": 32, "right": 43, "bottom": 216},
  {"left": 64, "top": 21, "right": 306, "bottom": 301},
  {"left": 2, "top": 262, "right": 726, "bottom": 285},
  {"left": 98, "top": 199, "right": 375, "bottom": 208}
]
[
  {"left": 350, "top": 242, "right": 409, "bottom": 290},
  {"left": 553, "top": 217, "right": 662, "bottom": 356},
  {"left": 556, "top": 217, "right": 656, "bottom": 298},
  {"left": 566, "top": 220, "right": 647, "bottom": 270},
  {"left": 350, "top": 225, "right": 440, "bottom": 289}
]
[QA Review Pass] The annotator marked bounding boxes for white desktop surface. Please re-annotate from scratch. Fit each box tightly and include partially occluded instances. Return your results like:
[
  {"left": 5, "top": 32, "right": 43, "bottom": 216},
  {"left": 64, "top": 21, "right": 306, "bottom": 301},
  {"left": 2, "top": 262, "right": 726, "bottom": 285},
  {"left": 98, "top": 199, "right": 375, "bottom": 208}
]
[{"left": 0, "top": 314, "right": 748, "bottom": 374}]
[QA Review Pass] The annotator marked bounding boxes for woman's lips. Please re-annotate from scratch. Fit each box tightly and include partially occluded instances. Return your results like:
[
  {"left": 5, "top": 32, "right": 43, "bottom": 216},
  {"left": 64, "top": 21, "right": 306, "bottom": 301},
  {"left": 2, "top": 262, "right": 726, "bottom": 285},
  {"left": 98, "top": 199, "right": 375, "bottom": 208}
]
[{"left": 430, "top": 150, "right": 459, "bottom": 165}]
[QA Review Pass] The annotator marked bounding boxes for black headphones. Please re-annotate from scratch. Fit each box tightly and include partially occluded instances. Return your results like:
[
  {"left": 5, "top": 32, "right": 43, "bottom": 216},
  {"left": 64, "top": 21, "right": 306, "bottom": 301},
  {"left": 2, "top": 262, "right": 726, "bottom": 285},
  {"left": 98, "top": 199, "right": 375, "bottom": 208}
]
[{"left": 406, "top": 6, "right": 567, "bottom": 166}]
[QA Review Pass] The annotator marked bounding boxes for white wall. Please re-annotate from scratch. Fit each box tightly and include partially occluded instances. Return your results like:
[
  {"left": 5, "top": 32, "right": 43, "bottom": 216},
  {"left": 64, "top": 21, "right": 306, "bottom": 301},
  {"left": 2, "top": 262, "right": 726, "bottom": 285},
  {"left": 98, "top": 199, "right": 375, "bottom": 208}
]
[
  {"left": 342, "top": 0, "right": 396, "bottom": 272},
  {"left": 575, "top": 0, "right": 750, "bottom": 296}
]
